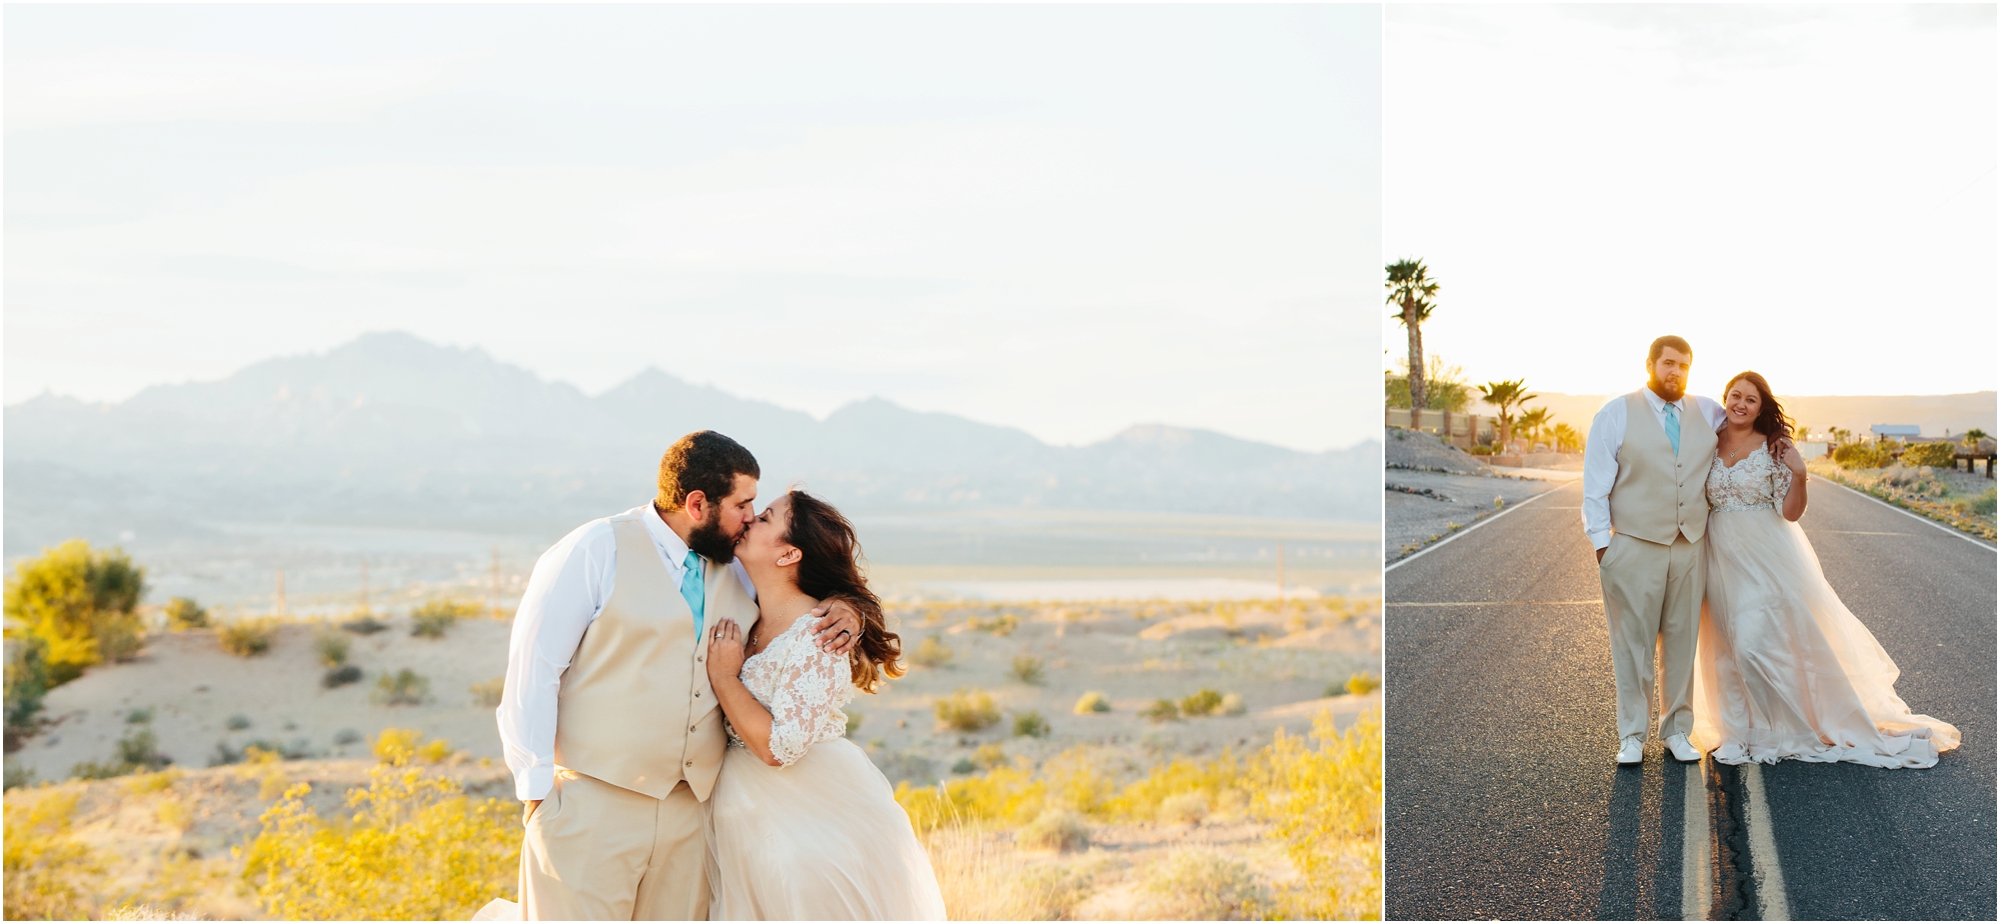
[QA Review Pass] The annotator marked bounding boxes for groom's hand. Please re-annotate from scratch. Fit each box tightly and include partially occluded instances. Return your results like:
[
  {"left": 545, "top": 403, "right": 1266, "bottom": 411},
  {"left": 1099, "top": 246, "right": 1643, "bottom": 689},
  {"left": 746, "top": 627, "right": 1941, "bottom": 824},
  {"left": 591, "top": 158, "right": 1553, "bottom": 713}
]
[
  {"left": 1596, "top": 548, "right": 1606, "bottom": 563},
  {"left": 812, "top": 598, "right": 863, "bottom": 655}
]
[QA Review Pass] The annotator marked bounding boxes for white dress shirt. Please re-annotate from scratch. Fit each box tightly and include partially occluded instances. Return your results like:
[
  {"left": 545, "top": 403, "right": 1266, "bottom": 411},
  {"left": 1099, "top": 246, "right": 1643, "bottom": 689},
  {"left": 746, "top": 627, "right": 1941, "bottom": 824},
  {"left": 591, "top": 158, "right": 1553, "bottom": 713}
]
[
  {"left": 497, "top": 502, "right": 757, "bottom": 801},
  {"left": 1581, "top": 388, "right": 1727, "bottom": 551}
]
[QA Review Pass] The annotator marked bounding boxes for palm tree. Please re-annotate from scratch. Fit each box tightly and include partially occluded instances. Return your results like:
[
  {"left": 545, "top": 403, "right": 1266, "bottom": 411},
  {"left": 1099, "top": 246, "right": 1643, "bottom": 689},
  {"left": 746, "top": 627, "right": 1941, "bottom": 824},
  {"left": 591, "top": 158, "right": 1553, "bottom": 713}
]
[
  {"left": 1517, "top": 407, "right": 1552, "bottom": 448},
  {"left": 1386, "top": 259, "right": 1439, "bottom": 429},
  {"left": 1477, "top": 379, "right": 1538, "bottom": 447},
  {"left": 1550, "top": 422, "right": 1584, "bottom": 453}
]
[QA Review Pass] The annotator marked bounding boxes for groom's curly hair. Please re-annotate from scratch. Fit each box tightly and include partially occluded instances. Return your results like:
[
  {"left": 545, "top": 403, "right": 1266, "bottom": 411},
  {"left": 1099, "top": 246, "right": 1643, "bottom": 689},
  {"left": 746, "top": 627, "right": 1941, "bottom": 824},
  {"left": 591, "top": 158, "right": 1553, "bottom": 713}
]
[
  {"left": 656, "top": 431, "right": 760, "bottom": 513},
  {"left": 1724, "top": 371, "right": 1794, "bottom": 447},
  {"left": 780, "top": 489, "right": 905, "bottom": 694}
]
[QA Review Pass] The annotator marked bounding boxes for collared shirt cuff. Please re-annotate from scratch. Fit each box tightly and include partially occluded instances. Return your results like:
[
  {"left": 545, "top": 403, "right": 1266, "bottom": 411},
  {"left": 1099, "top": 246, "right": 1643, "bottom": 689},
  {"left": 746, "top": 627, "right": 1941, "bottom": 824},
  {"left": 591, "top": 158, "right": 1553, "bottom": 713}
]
[
  {"left": 1589, "top": 530, "right": 1612, "bottom": 551},
  {"left": 515, "top": 763, "right": 554, "bottom": 802}
]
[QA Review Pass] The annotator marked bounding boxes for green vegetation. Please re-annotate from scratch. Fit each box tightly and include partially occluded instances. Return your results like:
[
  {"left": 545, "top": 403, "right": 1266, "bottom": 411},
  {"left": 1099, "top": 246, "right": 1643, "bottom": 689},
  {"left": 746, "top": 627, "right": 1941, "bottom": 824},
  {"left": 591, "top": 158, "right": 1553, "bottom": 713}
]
[
  {"left": 5, "top": 635, "right": 52, "bottom": 749},
  {"left": 1072, "top": 691, "right": 1111, "bottom": 715},
  {"left": 163, "top": 597, "right": 209, "bottom": 631},
  {"left": 966, "top": 613, "right": 1019, "bottom": 636},
  {"left": 342, "top": 615, "right": 389, "bottom": 635},
  {"left": 911, "top": 635, "right": 954, "bottom": 669},
  {"left": 219, "top": 618, "right": 278, "bottom": 657},
  {"left": 313, "top": 631, "right": 350, "bottom": 668},
  {"left": 1387, "top": 258, "right": 1441, "bottom": 424},
  {"left": 71, "top": 727, "right": 170, "bottom": 780},
  {"left": 1009, "top": 654, "right": 1045, "bottom": 685},
  {"left": 373, "top": 669, "right": 432, "bottom": 707},
  {"left": 1179, "top": 688, "right": 1225, "bottom": 717},
  {"left": 469, "top": 677, "right": 505, "bottom": 709},
  {"left": 1017, "top": 809, "right": 1091, "bottom": 852},
  {"left": 411, "top": 599, "right": 481, "bottom": 639},
  {"left": 5, "top": 540, "right": 146, "bottom": 686},
  {"left": 323, "top": 665, "right": 364, "bottom": 689},
  {"left": 1476, "top": 379, "right": 1538, "bottom": 447},
  {"left": 934, "top": 688, "right": 1000, "bottom": 732},
  {"left": 1904, "top": 441, "right": 1957, "bottom": 467},
  {"left": 1141, "top": 698, "right": 1181, "bottom": 724},
  {"left": 1013, "top": 711, "right": 1050, "bottom": 738}
]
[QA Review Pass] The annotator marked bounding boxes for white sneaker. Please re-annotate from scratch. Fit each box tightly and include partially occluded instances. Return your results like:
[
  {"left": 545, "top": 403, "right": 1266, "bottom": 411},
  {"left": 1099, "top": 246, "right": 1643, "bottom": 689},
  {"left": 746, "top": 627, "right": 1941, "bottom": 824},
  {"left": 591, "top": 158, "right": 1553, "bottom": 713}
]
[
  {"left": 1616, "top": 736, "right": 1644, "bottom": 764},
  {"left": 1665, "top": 733, "right": 1702, "bottom": 763}
]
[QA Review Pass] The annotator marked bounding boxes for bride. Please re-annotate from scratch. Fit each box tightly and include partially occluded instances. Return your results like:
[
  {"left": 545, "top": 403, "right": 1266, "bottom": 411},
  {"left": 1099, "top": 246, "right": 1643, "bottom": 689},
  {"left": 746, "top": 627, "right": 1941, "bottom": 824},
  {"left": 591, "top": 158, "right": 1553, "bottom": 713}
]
[
  {"left": 702, "top": 489, "right": 946, "bottom": 920},
  {"left": 1691, "top": 371, "right": 1960, "bottom": 768}
]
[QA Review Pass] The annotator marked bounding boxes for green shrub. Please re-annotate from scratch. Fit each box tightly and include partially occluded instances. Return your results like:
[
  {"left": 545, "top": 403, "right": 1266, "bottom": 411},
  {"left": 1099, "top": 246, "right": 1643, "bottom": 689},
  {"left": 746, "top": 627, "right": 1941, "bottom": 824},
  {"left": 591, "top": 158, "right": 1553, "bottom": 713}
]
[
  {"left": 411, "top": 599, "right": 480, "bottom": 639},
  {"left": 72, "top": 727, "right": 170, "bottom": 779},
  {"left": 1013, "top": 711, "right": 1050, "bottom": 738},
  {"left": 373, "top": 669, "right": 432, "bottom": 706},
  {"left": 1137, "top": 847, "right": 1267, "bottom": 920},
  {"left": 967, "top": 613, "right": 1019, "bottom": 636},
  {"left": 934, "top": 688, "right": 1000, "bottom": 731},
  {"left": 469, "top": 677, "right": 505, "bottom": 709},
  {"left": 1073, "top": 691, "right": 1112, "bottom": 714},
  {"left": 1009, "top": 655, "right": 1045, "bottom": 685},
  {"left": 1141, "top": 698, "right": 1182, "bottom": 723},
  {"left": 972, "top": 743, "right": 1008, "bottom": 770},
  {"left": 4, "top": 540, "right": 147, "bottom": 684},
  {"left": 323, "top": 665, "right": 364, "bottom": 689},
  {"left": 163, "top": 597, "right": 209, "bottom": 630},
  {"left": 314, "top": 632, "right": 351, "bottom": 667},
  {"left": 1833, "top": 441, "right": 1893, "bottom": 469},
  {"left": 1180, "top": 688, "right": 1225, "bottom": 717},
  {"left": 1160, "top": 790, "right": 1210, "bottom": 825},
  {"left": 1954, "top": 487, "right": 1998, "bottom": 517},
  {"left": 1904, "top": 441, "right": 1957, "bottom": 468},
  {"left": 911, "top": 635, "right": 954, "bottom": 669},
  {"left": 220, "top": 618, "right": 278, "bottom": 657},
  {"left": 333, "top": 728, "right": 363, "bottom": 747},
  {"left": 1018, "top": 809, "right": 1091, "bottom": 852},
  {"left": 950, "top": 757, "right": 977, "bottom": 774},
  {"left": 342, "top": 615, "right": 389, "bottom": 635},
  {"left": 227, "top": 714, "right": 252, "bottom": 731},
  {"left": 125, "top": 707, "right": 153, "bottom": 724},
  {"left": 4, "top": 635, "right": 51, "bottom": 748},
  {"left": 1346, "top": 672, "right": 1382, "bottom": 696}
]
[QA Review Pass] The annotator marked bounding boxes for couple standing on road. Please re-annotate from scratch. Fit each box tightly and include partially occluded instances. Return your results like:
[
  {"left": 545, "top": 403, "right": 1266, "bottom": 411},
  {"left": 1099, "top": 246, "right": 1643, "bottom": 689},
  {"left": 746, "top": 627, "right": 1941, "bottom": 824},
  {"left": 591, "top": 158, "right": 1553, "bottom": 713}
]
[{"left": 1586, "top": 336, "right": 1960, "bottom": 769}]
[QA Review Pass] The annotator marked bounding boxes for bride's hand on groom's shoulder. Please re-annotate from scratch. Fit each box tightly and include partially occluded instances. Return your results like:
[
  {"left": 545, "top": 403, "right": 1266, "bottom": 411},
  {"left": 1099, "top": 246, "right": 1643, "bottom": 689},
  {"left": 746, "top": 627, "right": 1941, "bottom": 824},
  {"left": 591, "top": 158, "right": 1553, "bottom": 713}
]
[
  {"left": 708, "top": 620, "right": 747, "bottom": 679},
  {"left": 811, "top": 598, "right": 863, "bottom": 656},
  {"left": 1774, "top": 437, "right": 1807, "bottom": 475}
]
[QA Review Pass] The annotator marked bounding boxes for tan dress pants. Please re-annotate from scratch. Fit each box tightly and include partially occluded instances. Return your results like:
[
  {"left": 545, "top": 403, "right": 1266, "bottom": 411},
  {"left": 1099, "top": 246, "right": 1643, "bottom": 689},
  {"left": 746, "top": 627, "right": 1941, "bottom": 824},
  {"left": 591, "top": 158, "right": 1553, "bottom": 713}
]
[
  {"left": 1598, "top": 531, "right": 1705, "bottom": 742},
  {"left": 520, "top": 769, "right": 709, "bottom": 921}
]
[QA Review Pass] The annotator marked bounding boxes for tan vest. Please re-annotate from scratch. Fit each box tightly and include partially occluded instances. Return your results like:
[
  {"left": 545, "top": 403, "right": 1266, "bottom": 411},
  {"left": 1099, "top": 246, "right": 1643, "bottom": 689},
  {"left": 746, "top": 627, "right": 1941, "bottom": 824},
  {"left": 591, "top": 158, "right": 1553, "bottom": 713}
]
[
  {"left": 1608, "top": 390, "right": 1718, "bottom": 546},
  {"left": 553, "top": 514, "right": 760, "bottom": 801}
]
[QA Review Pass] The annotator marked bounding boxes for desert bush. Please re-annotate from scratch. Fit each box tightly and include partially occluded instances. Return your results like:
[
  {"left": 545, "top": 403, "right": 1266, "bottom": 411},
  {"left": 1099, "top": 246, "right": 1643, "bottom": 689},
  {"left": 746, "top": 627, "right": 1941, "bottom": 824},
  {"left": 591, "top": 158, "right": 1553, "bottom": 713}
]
[
  {"left": 1905, "top": 441, "right": 1957, "bottom": 468},
  {"left": 1017, "top": 809, "right": 1091, "bottom": 852},
  {"left": 227, "top": 713, "right": 253, "bottom": 731},
  {"left": 972, "top": 743, "right": 1009, "bottom": 770},
  {"left": 967, "top": 613, "right": 1019, "bottom": 636},
  {"left": 242, "top": 764, "right": 519, "bottom": 919},
  {"left": 163, "top": 597, "right": 209, "bottom": 631},
  {"left": 935, "top": 688, "right": 1000, "bottom": 732},
  {"left": 1219, "top": 693, "right": 1246, "bottom": 715},
  {"left": 1881, "top": 463, "right": 1950, "bottom": 497},
  {"left": 1141, "top": 698, "right": 1181, "bottom": 723},
  {"left": 4, "top": 540, "right": 147, "bottom": 684},
  {"left": 411, "top": 598, "right": 481, "bottom": 639},
  {"left": 1072, "top": 691, "right": 1111, "bottom": 714},
  {"left": 155, "top": 795, "right": 196, "bottom": 833},
  {"left": 1953, "top": 487, "right": 1999, "bottom": 517},
  {"left": 373, "top": 669, "right": 432, "bottom": 706},
  {"left": 1833, "top": 441, "right": 1893, "bottom": 469},
  {"left": 1013, "top": 711, "right": 1050, "bottom": 738},
  {"left": 1250, "top": 709, "right": 1382, "bottom": 920},
  {"left": 5, "top": 761, "right": 38, "bottom": 790},
  {"left": 1179, "top": 688, "right": 1225, "bottom": 717},
  {"left": 912, "top": 635, "right": 955, "bottom": 668},
  {"left": 5, "top": 634, "right": 52, "bottom": 748},
  {"left": 3, "top": 785, "right": 103, "bottom": 920},
  {"left": 342, "top": 615, "right": 389, "bottom": 635},
  {"left": 1137, "top": 847, "right": 1267, "bottom": 920},
  {"left": 372, "top": 728, "right": 453, "bottom": 765},
  {"left": 1159, "top": 790, "right": 1210, "bottom": 825},
  {"left": 72, "top": 727, "right": 171, "bottom": 779},
  {"left": 323, "top": 664, "right": 364, "bottom": 689},
  {"left": 333, "top": 728, "right": 363, "bottom": 747},
  {"left": 1346, "top": 672, "right": 1383, "bottom": 696},
  {"left": 126, "top": 706, "right": 153, "bottom": 724},
  {"left": 951, "top": 757, "right": 977, "bottom": 774},
  {"left": 1009, "top": 654, "right": 1045, "bottom": 685},
  {"left": 314, "top": 632, "right": 351, "bottom": 667},
  {"left": 124, "top": 767, "right": 180, "bottom": 794},
  {"left": 921, "top": 824, "right": 1094, "bottom": 921},
  {"left": 470, "top": 677, "right": 506, "bottom": 709},
  {"left": 219, "top": 618, "right": 277, "bottom": 657}
]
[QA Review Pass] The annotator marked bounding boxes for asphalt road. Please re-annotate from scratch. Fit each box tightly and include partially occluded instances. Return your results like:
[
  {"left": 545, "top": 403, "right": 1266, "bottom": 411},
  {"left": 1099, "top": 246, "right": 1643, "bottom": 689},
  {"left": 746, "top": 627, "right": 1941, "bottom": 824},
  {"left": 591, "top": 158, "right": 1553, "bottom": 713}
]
[{"left": 1384, "top": 479, "right": 1996, "bottom": 921}]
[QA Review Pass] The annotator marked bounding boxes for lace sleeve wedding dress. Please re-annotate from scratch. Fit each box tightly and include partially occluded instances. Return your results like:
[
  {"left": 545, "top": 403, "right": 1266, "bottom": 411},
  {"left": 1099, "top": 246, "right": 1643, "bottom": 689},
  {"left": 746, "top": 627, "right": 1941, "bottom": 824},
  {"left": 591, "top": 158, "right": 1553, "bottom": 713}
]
[
  {"left": 705, "top": 613, "right": 947, "bottom": 920},
  {"left": 1690, "top": 446, "right": 1960, "bottom": 768}
]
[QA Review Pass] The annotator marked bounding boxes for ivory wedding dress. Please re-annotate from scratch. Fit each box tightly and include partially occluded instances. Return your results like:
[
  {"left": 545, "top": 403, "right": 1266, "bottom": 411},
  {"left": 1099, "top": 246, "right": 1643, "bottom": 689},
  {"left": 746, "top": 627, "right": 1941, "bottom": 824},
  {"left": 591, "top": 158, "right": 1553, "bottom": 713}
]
[
  {"left": 704, "top": 613, "right": 946, "bottom": 920},
  {"left": 1691, "top": 446, "right": 1960, "bottom": 768}
]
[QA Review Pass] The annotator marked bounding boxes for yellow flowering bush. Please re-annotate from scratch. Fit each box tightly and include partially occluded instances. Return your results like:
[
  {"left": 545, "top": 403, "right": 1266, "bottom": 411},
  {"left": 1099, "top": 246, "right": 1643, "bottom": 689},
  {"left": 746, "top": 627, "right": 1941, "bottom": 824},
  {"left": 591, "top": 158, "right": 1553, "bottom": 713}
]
[
  {"left": 242, "top": 763, "right": 518, "bottom": 920},
  {"left": 4, "top": 785, "right": 103, "bottom": 920}
]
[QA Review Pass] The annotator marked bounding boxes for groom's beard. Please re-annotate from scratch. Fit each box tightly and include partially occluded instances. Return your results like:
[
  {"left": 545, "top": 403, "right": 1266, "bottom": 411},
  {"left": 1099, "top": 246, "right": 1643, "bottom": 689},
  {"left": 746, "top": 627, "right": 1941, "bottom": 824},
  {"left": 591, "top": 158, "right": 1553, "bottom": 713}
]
[
  {"left": 1648, "top": 375, "right": 1685, "bottom": 403},
  {"left": 686, "top": 515, "right": 739, "bottom": 564}
]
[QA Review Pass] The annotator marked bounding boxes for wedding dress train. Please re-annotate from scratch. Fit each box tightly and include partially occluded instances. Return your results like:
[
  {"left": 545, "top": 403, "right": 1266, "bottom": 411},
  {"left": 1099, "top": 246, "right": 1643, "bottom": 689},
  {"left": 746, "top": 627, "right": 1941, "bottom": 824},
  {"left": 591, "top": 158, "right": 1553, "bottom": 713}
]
[{"left": 1691, "top": 446, "right": 1959, "bottom": 768}]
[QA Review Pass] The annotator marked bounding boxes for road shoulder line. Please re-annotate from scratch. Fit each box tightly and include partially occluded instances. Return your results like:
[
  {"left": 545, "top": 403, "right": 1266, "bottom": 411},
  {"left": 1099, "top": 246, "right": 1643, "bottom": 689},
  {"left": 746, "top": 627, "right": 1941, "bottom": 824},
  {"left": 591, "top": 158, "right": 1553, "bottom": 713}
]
[
  {"left": 1385, "top": 483, "right": 1563, "bottom": 573},
  {"left": 1742, "top": 763, "right": 1792, "bottom": 921},
  {"left": 1814, "top": 476, "right": 1997, "bottom": 551},
  {"left": 1683, "top": 760, "right": 1711, "bottom": 921}
]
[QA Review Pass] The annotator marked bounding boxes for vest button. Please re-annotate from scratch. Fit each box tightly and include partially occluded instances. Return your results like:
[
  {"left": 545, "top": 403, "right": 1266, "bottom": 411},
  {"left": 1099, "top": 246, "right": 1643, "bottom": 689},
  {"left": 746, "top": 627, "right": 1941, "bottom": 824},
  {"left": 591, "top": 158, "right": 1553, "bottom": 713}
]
[
  {"left": 685, "top": 760, "right": 693, "bottom": 767},
  {"left": 691, "top": 725, "right": 698, "bottom": 733},
  {"left": 695, "top": 692, "right": 702, "bottom": 698}
]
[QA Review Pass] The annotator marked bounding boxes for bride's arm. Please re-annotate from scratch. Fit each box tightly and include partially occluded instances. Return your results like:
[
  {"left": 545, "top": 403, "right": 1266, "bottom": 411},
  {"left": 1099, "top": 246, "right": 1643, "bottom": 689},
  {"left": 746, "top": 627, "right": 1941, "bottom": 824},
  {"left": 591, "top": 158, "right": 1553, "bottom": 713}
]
[
  {"left": 705, "top": 620, "right": 849, "bottom": 768},
  {"left": 1775, "top": 438, "right": 1808, "bottom": 521}
]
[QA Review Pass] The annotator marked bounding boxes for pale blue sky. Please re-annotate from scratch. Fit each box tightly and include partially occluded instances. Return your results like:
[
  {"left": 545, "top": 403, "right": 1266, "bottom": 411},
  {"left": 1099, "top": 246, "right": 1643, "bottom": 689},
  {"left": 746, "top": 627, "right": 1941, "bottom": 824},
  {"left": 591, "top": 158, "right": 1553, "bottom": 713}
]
[
  {"left": 1384, "top": 4, "right": 1995, "bottom": 403},
  {"left": 6, "top": 4, "right": 1382, "bottom": 452}
]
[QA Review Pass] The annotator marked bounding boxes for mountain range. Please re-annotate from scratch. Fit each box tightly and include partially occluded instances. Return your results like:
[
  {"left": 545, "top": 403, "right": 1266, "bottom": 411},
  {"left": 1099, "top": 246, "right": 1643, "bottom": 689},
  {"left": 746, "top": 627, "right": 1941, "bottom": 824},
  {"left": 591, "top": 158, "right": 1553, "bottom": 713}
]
[{"left": 5, "top": 332, "right": 1376, "bottom": 554}]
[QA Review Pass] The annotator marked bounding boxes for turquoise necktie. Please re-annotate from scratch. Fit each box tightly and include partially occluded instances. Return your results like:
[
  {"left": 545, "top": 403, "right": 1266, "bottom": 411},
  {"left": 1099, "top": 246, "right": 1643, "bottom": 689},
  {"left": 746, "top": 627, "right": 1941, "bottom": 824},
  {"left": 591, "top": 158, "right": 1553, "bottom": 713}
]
[
  {"left": 680, "top": 550, "right": 706, "bottom": 637},
  {"left": 1663, "top": 402, "right": 1682, "bottom": 456}
]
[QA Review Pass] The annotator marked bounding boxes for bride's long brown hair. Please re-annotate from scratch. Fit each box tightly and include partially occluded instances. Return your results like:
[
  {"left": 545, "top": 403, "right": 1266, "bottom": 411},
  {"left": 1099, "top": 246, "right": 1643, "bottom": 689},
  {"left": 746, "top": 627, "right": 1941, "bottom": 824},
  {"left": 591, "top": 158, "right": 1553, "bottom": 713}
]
[
  {"left": 782, "top": 489, "right": 905, "bottom": 693},
  {"left": 1724, "top": 371, "right": 1794, "bottom": 452}
]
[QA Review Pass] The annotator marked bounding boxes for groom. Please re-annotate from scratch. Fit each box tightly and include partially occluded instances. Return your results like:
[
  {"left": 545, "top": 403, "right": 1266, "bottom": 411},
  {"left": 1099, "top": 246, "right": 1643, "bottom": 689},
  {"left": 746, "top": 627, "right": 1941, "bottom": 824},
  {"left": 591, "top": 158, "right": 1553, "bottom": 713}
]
[
  {"left": 1582, "top": 336, "right": 1725, "bottom": 765},
  {"left": 495, "top": 430, "right": 862, "bottom": 919}
]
